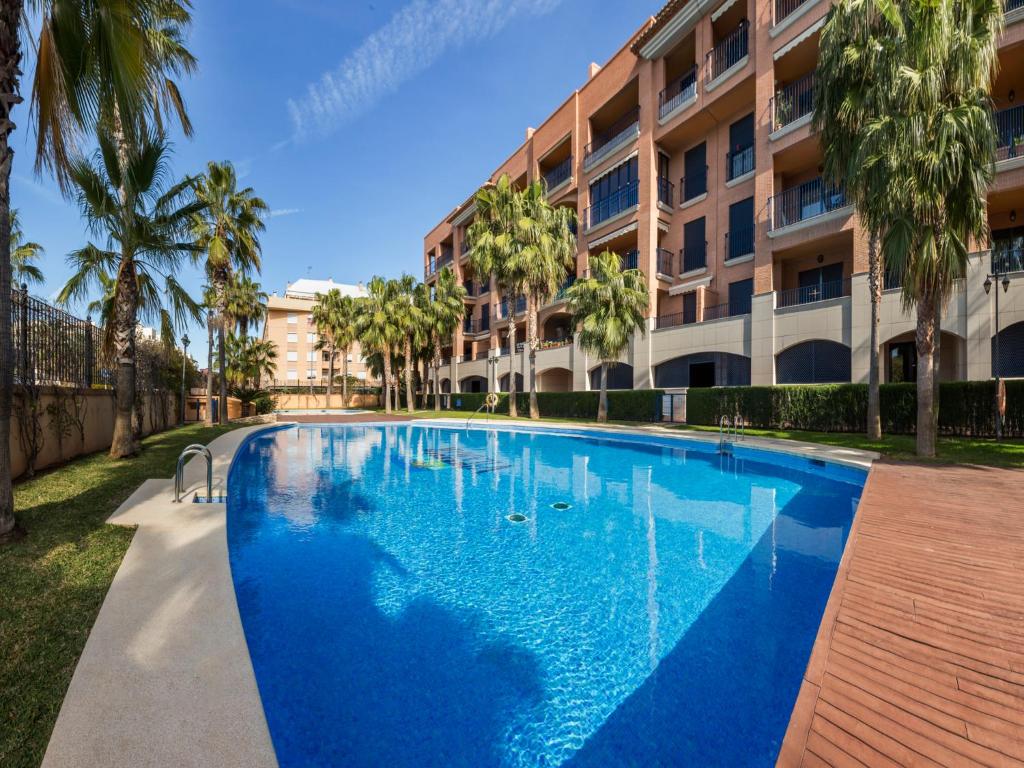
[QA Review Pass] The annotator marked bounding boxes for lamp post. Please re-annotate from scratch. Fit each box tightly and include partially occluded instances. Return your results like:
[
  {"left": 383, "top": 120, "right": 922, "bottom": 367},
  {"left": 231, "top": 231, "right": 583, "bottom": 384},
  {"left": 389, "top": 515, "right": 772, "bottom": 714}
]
[
  {"left": 180, "top": 334, "right": 191, "bottom": 425},
  {"left": 984, "top": 267, "right": 1012, "bottom": 440}
]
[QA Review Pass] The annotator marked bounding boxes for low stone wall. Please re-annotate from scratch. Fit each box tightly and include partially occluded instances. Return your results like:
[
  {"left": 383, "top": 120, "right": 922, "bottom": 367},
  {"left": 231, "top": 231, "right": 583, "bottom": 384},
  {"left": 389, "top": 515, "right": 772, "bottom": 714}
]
[
  {"left": 273, "top": 392, "right": 379, "bottom": 410},
  {"left": 10, "top": 386, "right": 178, "bottom": 479}
]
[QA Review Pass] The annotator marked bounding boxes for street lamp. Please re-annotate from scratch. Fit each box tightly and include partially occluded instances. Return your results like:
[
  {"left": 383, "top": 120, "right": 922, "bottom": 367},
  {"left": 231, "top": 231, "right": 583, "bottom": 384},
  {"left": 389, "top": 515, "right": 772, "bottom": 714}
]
[
  {"left": 180, "top": 334, "right": 190, "bottom": 425},
  {"left": 984, "top": 267, "right": 1012, "bottom": 439}
]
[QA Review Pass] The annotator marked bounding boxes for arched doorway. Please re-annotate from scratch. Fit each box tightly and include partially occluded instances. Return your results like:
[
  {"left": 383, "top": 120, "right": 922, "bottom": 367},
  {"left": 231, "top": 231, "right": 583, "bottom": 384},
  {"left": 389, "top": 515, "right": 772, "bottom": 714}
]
[
  {"left": 440, "top": 378, "right": 451, "bottom": 394},
  {"left": 883, "top": 331, "right": 963, "bottom": 383},
  {"left": 537, "top": 367, "right": 572, "bottom": 392},
  {"left": 588, "top": 363, "right": 634, "bottom": 390},
  {"left": 654, "top": 352, "right": 751, "bottom": 388},
  {"left": 776, "top": 340, "right": 852, "bottom": 384},
  {"left": 541, "top": 313, "right": 573, "bottom": 343},
  {"left": 993, "top": 321, "right": 1024, "bottom": 377},
  {"left": 498, "top": 372, "right": 524, "bottom": 392},
  {"left": 459, "top": 375, "right": 487, "bottom": 393}
]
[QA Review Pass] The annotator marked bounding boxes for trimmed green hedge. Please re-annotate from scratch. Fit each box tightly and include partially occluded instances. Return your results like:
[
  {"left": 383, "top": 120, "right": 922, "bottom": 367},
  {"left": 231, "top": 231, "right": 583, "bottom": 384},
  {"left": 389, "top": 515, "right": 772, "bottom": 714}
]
[
  {"left": 444, "top": 390, "right": 664, "bottom": 422},
  {"left": 686, "top": 380, "right": 1024, "bottom": 437}
]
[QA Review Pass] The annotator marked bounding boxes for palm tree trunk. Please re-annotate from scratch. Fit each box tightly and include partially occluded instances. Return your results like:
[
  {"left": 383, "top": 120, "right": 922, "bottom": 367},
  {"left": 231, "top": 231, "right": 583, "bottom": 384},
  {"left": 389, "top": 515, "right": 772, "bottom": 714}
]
[
  {"left": 867, "top": 236, "right": 882, "bottom": 440},
  {"left": 0, "top": 15, "right": 18, "bottom": 537},
  {"left": 528, "top": 294, "right": 539, "bottom": 420},
  {"left": 206, "top": 313, "right": 214, "bottom": 425},
  {"left": 915, "top": 291, "right": 938, "bottom": 458},
  {"left": 218, "top": 313, "right": 227, "bottom": 424},
  {"left": 433, "top": 355, "right": 441, "bottom": 411},
  {"left": 326, "top": 352, "right": 335, "bottom": 408},
  {"left": 383, "top": 353, "right": 392, "bottom": 414},
  {"left": 110, "top": 260, "right": 140, "bottom": 458},
  {"left": 342, "top": 350, "right": 349, "bottom": 407},
  {"left": 598, "top": 362, "right": 609, "bottom": 423},
  {"left": 404, "top": 338, "right": 414, "bottom": 414},
  {"left": 508, "top": 322, "right": 518, "bottom": 418}
]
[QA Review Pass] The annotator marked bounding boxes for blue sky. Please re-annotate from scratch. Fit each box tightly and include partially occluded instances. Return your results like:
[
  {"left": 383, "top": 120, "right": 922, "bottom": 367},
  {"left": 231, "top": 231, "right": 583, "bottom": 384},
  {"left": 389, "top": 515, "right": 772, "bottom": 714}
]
[{"left": 13, "top": 0, "right": 661, "bottom": 360}]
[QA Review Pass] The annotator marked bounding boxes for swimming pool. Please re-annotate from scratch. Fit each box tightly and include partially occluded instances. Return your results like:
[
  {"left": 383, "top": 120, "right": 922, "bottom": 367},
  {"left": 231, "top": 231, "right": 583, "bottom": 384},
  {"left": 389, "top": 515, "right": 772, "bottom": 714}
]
[{"left": 227, "top": 423, "right": 865, "bottom": 767}]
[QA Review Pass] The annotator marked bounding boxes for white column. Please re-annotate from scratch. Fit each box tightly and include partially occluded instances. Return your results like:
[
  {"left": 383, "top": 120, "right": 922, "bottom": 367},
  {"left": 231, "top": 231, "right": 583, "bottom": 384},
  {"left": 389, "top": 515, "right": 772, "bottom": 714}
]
[
  {"left": 750, "top": 291, "right": 777, "bottom": 385},
  {"left": 849, "top": 272, "right": 872, "bottom": 384}
]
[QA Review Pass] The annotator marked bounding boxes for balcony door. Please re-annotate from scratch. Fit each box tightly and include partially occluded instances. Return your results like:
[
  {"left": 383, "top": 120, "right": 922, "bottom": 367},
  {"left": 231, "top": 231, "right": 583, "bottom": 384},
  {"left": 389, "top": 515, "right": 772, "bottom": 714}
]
[
  {"left": 683, "top": 142, "right": 707, "bottom": 200},
  {"left": 797, "top": 263, "right": 844, "bottom": 303}
]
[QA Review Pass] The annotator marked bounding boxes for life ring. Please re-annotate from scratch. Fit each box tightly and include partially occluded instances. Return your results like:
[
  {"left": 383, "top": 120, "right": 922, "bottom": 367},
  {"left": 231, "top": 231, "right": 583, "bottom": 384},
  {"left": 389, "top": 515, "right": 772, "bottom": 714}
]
[{"left": 485, "top": 392, "right": 499, "bottom": 409}]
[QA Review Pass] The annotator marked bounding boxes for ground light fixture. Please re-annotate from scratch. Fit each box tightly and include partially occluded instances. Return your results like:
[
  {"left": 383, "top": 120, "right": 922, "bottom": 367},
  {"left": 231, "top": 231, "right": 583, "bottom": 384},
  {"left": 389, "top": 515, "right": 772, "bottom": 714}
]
[{"left": 984, "top": 262, "right": 1014, "bottom": 439}]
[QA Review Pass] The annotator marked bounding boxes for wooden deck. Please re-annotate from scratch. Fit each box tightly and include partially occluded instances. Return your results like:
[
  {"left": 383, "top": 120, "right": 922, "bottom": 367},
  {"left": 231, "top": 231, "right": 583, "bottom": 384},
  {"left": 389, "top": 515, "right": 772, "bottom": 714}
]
[{"left": 778, "top": 461, "right": 1024, "bottom": 767}]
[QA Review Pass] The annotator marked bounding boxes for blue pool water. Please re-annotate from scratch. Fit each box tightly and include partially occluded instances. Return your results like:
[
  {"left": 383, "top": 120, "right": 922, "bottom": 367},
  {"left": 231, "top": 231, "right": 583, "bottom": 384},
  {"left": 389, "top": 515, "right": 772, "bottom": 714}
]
[{"left": 227, "top": 424, "right": 865, "bottom": 767}]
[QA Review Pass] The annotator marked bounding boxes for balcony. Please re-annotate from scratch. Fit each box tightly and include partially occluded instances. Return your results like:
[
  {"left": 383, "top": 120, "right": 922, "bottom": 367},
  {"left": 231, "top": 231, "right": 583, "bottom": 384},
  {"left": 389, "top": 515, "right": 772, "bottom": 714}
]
[
  {"left": 769, "top": 178, "right": 848, "bottom": 232},
  {"left": 706, "top": 21, "right": 749, "bottom": 87},
  {"left": 461, "top": 238, "right": 472, "bottom": 256},
  {"left": 995, "top": 104, "right": 1024, "bottom": 162},
  {"left": 659, "top": 65, "right": 698, "bottom": 120},
  {"left": 774, "top": 0, "right": 814, "bottom": 25},
  {"left": 1008, "top": 0, "right": 1024, "bottom": 10},
  {"left": 681, "top": 242, "right": 707, "bottom": 273},
  {"left": 463, "top": 280, "right": 476, "bottom": 297},
  {"left": 725, "top": 225, "right": 754, "bottom": 261},
  {"left": 584, "top": 106, "right": 640, "bottom": 170},
  {"left": 657, "top": 178, "right": 675, "bottom": 207},
  {"left": 776, "top": 278, "right": 851, "bottom": 309},
  {"left": 621, "top": 249, "right": 639, "bottom": 270},
  {"left": 554, "top": 275, "right": 576, "bottom": 301},
  {"left": 726, "top": 145, "right": 755, "bottom": 182},
  {"left": 772, "top": 72, "right": 816, "bottom": 133},
  {"left": 463, "top": 316, "right": 490, "bottom": 334},
  {"left": 543, "top": 155, "right": 573, "bottom": 192},
  {"left": 586, "top": 181, "right": 639, "bottom": 229},
  {"left": 496, "top": 296, "right": 527, "bottom": 319},
  {"left": 993, "top": 246, "right": 1024, "bottom": 273},
  {"left": 656, "top": 299, "right": 746, "bottom": 329},
  {"left": 656, "top": 248, "right": 674, "bottom": 275},
  {"left": 681, "top": 167, "right": 708, "bottom": 203}
]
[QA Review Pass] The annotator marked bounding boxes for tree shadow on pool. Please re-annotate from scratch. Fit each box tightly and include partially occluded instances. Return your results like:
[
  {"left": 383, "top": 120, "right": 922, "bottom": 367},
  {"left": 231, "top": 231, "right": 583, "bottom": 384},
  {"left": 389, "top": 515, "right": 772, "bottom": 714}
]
[
  {"left": 565, "top": 481, "right": 855, "bottom": 768},
  {"left": 237, "top": 533, "right": 544, "bottom": 768}
]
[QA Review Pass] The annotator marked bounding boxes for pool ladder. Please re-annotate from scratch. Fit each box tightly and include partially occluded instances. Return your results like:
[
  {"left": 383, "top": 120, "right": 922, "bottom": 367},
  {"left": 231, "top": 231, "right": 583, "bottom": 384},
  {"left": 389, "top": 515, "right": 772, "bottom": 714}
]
[
  {"left": 173, "top": 444, "right": 213, "bottom": 503},
  {"left": 718, "top": 415, "right": 745, "bottom": 454}
]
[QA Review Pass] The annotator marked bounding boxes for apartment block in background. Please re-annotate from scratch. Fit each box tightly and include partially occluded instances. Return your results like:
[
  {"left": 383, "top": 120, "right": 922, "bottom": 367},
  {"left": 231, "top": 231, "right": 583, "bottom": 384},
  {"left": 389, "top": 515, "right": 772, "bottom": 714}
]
[
  {"left": 422, "top": 0, "right": 1024, "bottom": 396},
  {"left": 261, "top": 278, "right": 374, "bottom": 387}
]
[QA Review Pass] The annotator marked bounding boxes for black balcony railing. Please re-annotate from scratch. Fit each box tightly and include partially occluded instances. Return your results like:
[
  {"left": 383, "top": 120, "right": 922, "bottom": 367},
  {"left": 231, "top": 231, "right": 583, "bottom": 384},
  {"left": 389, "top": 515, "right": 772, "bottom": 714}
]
[
  {"left": 659, "top": 65, "right": 698, "bottom": 119},
  {"left": 725, "top": 225, "right": 755, "bottom": 261},
  {"left": 726, "top": 145, "right": 755, "bottom": 181},
  {"left": 584, "top": 106, "right": 641, "bottom": 168},
  {"left": 682, "top": 242, "right": 707, "bottom": 272},
  {"left": 1007, "top": 0, "right": 1024, "bottom": 11},
  {"left": 657, "top": 177, "right": 675, "bottom": 207},
  {"left": 769, "top": 178, "right": 847, "bottom": 230},
  {"left": 776, "top": 278, "right": 851, "bottom": 308},
  {"left": 461, "top": 238, "right": 472, "bottom": 255},
  {"left": 993, "top": 246, "right": 1024, "bottom": 273},
  {"left": 995, "top": 104, "right": 1024, "bottom": 161},
  {"left": 681, "top": 167, "right": 708, "bottom": 202},
  {"left": 656, "top": 248, "right": 674, "bottom": 275},
  {"left": 772, "top": 71, "right": 816, "bottom": 131},
  {"left": 554, "top": 275, "right": 576, "bottom": 300},
  {"left": 622, "top": 249, "right": 639, "bottom": 271},
  {"left": 463, "top": 280, "right": 476, "bottom": 297},
  {"left": 775, "top": 0, "right": 812, "bottom": 24},
  {"left": 463, "top": 317, "right": 477, "bottom": 333},
  {"left": 497, "top": 296, "right": 527, "bottom": 319},
  {"left": 543, "top": 155, "right": 573, "bottom": 191},
  {"left": 704, "top": 302, "right": 735, "bottom": 321},
  {"left": 586, "top": 180, "right": 639, "bottom": 228},
  {"left": 706, "top": 21, "right": 749, "bottom": 84}
]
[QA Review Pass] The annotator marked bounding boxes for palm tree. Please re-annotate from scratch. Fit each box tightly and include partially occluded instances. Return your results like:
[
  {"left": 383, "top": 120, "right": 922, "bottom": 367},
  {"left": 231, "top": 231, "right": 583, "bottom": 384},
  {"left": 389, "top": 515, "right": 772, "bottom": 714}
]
[
  {"left": 566, "top": 250, "right": 649, "bottom": 422},
  {"left": 10, "top": 210, "right": 44, "bottom": 287},
  {"left": 226, "top": 333, "right": 277, "bottom": 389},
  {"left": 356, "top": 277, "right": 403, "bottom": 414},
  {"left": 412, "top": 282, "right": 436, "bottom": 406},
  {"left": 312, "top": 288, "right": 357, "bottom": 405},
  {"left": 467, "top": 174, "right": 528, "bottom": 416},
  {"left": 191, "top": 161, "right": 268, "bottom": 424},
  {"left": 421, "top": 267, "right": 467, "bottom": 410},
  {"left": 226, "top": 274, "right": 268, "bottom": 337},
  {"left": 516, "top": 182, "right": 577, "bottom": 419},
  {"left": 394, "top": 274, "right": 423, "bottom": 414},
  {"left": 59, "top": 130, "right": 203, "bottom": 457}
]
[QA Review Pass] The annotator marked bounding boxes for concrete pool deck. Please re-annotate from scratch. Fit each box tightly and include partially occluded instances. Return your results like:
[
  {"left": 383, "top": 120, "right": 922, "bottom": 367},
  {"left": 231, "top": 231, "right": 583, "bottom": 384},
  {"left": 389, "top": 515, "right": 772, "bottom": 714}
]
[{"left": 39, "top": 416, "right": 1021, "bottom": 766}]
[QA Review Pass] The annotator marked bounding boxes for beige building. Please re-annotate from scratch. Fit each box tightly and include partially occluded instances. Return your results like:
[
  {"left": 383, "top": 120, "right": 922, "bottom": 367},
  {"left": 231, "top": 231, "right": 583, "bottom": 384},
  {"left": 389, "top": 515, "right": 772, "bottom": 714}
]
[{"left": 261, "top": 278, "right": 374, "bottom": 387}]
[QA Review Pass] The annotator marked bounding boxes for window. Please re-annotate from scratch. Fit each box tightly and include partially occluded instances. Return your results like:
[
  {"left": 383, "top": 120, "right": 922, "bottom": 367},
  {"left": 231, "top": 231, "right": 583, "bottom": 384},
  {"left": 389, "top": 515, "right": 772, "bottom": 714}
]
[
  {"left": 307, "top": 333, "right": 316, "bottom": 343},
  {"left": 322, "top": 351, "right": 331, "bottom": 362},
  {"left": 287, "top": 313, "right": 297, "bottom": 324},
  {"left": 728, "top": 278, "right": 754, "bottom": 316},
  {"left": 727, "top": 114, "right": 755, "bottom": 180},
  {"left": 589, "top": 156, "right": 639, "bottom": 204},
  {"left": 727, "top": 198, "right": 754, "bottom": 260},
  {"left": 287, "top": 370, "right": 298, "bottom": 381},
  {"left": 795, "top": 263, "right": 845, "bottom": 305},
  {"left": 286, "top": 351, "right": 298, "bottom": 362},
  {"left": 682, "top": 217, "right": 707, "bottom": 272},
  {"left": 347, "top": 354, "right": 353, "bottom": 363},
  {"left": 287, "top": 333, "right": 298, "bottom": 343},
  {"left": 306, "top": 368, "right": 317, "bottom": 379},
  {"left": 307, "top": 351, "right": 317, "bottom": 362},
  {"left": 683, "top": 142, "right": 707, "bottom": 200},
  {"left": 888, "top": 341, "right": 917, "bottom": 383},
  {"left": 683, "top": 292, "right": 697, "bottom": 324}
]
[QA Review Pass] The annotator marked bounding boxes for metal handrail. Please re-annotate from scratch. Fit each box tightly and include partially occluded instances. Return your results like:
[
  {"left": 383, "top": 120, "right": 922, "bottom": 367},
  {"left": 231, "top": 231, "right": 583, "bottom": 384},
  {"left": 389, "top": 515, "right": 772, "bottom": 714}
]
[{"left": 174, "top": 444, "right": 212, "bottom": 503}]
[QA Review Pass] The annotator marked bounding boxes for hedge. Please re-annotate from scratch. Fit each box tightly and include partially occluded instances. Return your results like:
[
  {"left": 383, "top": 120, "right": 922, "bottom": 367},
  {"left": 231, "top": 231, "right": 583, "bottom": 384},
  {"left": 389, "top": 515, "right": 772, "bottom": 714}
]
[
  {"left": 685, "top": 380, "right": 1024, "bottom": 437},
  {"left": 441, "top": 390, "right": 664, "bottom": 422}
]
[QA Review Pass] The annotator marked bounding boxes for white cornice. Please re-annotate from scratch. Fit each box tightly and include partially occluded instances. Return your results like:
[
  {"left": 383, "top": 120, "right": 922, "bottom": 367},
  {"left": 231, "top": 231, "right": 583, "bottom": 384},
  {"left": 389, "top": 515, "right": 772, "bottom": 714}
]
[
  {"left": 451, "top": 202, "right": 477, "bottom": 227},
  {"left": 639, "top": 0, "right": 717, "bottom": 60}
]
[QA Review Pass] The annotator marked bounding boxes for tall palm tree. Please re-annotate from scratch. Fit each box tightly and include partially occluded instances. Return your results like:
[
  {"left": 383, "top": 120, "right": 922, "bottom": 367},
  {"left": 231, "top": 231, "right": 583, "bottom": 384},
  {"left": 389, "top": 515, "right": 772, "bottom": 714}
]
[
  {"left": 225, "top": 274, "right": 268, "bottom": 337},
  {"left": 312, "top": 288, "right": 356, "bottom": 405},
  {"left": 10, "top": 210, "right": 44, "bottom": 287},
  {"left": 1, "top": 0, "right": 196, "bottom": 539},
  {"left": 814, "top": 0, "right": 903, "bottom": 441},
  {"left": 191, "top": 161, "right": 268, "bottom": 424},
  {"left": 59, "top": 130, "right": 203, "bottom": 457},
  {"left": 854, "top": 0, "right": 1000, "bottom": 456},
  {"left": 412, "top": 282, "right": 436, "bottom": 406},
  {"left": 516, "top": 182, "right": 577, "bottom": 419},
  {"left": 392, "top": 274, "right": 423, "bottom": 414},
  {"left": 467, "top": 174, "right": 528, "bottom": 416},
  {"left": 226, "top": 333, "right": 277, "bottom": 389},
  {"left": 422, "top": 267, "right": 467, "bottom": 410},
  {"left": 356, "top": 277, "right": 403, "bottom": 414},
  {"left": 566, "top": 250, "right": 648, "bottom": 422}
]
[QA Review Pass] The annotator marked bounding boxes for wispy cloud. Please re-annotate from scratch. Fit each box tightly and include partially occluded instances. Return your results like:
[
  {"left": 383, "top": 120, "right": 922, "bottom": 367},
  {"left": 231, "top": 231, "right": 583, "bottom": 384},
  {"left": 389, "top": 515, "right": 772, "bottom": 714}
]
[
  {"left": 287, "top": 0, "right": 562, "bottom": 140},
  {"left": 269, "top": 208, "right": 302, "bottom": 218},
  {"left": 12, "top": 173, "right": 66, "bottom": 206}
]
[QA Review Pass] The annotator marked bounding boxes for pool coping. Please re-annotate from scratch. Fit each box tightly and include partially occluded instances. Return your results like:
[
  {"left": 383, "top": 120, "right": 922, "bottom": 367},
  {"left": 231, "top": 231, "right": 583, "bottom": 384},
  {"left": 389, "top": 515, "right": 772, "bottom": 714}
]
[{"left": 42, "top": 418, "right": 877, "bottom": 767}]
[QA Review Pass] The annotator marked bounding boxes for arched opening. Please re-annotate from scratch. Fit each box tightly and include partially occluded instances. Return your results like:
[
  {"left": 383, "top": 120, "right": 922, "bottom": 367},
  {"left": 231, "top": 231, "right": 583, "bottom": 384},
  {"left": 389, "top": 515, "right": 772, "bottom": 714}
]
[
  {"left": 440, "top": 378, "right": 451, "bottom": 394},
  {"left": 541, "top": 313, "right": 573, "bottom": 344},
  {"left": 589, "top": 363, "right": 634, "bottom": 390},
  {"left": 776, "top": 340, "right": 852, "bottom": 384},
  {"left": 459, "top": 375, "right": 487, "bottom": 393},
  {"left": 498, "top": 372, "right": 524, "bottom": 392},
  {"left": 654, "top": 352, "right": 751, "bottom": 388},
  {"left": 537, "top": 367, "right": 572, "bottom": 392},
  {"left": 883, "top": 331, "right": 963, "bottom": 383},
  {"left": 993, "top": 321, "right": 1024, "bottom": 378}
]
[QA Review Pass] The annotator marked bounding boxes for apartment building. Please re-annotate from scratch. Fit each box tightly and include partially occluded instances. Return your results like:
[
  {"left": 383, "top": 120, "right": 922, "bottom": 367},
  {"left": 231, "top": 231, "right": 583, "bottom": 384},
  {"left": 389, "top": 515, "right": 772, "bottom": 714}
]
[
  {"left": 261, "top": 278, "right": 374, "bottom": 386},
  {"left": 423, "top": 0, "right": 1024, "bottom": 396}
]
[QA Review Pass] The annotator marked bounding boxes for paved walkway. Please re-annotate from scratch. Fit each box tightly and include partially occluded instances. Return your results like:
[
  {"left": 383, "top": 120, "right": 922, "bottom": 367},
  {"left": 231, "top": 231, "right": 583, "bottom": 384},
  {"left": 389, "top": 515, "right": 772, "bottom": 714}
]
[{"left": 778, "top": 461, "right": 1024, "bottom": 767}]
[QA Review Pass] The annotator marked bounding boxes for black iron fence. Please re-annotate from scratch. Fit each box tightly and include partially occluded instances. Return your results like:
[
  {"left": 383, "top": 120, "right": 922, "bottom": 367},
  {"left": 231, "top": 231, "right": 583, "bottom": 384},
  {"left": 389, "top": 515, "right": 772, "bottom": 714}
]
[
  {"left": 772, "top": 71, "right": 816, "bottom": 131},
  {"left": 995, "top": 104, "right": 1024, "bottom": 161},
  {"left": 11, "top": 286, "right": 96, "bottom": 388},
  {"left": 706, "top": 21, "right": 749, "bottom": 84},
  {"left": 776, "top": 278, "right": 851, "bottom": 309},
  {"left": 769, "top": 178, "right": 847, "bottom": 230},
  {"left": 682, "top": 242, "right": 708, "bottom": 272},
  {"left": 659, "top": 65, "right": 698, "bottom": 119},
  {"left": 775, "top": 0, "right": 812, "bottom": 24},
  {"left": 543, "top": 155, "right": 573, "bottom": 191},
  {"left": 584, "top": 106, "right": 641, "bottom": 168},
  {"left": 586, "top": 181, "right": 640, "bottom": 228}
]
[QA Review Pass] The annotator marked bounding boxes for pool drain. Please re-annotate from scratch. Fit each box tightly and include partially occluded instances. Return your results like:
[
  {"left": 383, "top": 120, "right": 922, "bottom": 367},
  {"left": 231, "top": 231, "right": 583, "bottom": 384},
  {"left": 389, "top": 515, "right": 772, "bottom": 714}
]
[
  {"left": 550, "top": 501, "right": 572, "bottom": 511},
  {"left": 507, "top": 513, "right": 528, "bottom": 523}
]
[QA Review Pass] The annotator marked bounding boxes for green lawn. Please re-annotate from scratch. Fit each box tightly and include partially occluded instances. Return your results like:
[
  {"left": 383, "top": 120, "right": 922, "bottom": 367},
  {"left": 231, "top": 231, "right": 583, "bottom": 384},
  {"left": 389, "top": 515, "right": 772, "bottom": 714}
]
[{"left": 0, "top": 422, "right": 240, "bottom": 768}]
